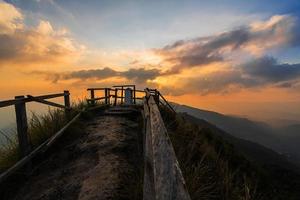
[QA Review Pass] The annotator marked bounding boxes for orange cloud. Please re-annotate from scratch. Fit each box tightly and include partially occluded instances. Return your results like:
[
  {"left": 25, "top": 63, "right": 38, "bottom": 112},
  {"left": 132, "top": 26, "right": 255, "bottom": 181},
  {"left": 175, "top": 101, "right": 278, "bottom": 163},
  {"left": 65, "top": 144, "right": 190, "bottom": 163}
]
[{"left": 0, "top": 1, "right": 84, "bottom": 69}]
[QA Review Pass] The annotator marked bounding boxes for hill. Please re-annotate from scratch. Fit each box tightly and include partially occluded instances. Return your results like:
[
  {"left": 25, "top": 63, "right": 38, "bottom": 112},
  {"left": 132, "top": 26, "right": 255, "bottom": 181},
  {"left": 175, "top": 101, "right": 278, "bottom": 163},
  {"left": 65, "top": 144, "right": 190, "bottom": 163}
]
[
  {"left": 160, "top": 106, "right": 300, "bottom": 199},
  {"left": 172, "top": 103, "right": 300, "bottom": 165}
]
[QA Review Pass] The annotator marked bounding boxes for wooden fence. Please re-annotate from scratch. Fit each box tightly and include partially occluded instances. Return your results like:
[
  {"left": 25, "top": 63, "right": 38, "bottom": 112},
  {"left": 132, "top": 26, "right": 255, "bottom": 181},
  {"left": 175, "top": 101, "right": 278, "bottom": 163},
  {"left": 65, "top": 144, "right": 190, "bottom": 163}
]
[
  {"left": 143, "top": 89, "right": 191, "bottom": 200},
  {"left": 0, "top": 86, "right": 190, "bottom": 199},
  {"left": 87, "top": 85, "right": 145, "bottom": 105},
  {"left": 0, "top": 91, "right": 80, "bottom": 183}
]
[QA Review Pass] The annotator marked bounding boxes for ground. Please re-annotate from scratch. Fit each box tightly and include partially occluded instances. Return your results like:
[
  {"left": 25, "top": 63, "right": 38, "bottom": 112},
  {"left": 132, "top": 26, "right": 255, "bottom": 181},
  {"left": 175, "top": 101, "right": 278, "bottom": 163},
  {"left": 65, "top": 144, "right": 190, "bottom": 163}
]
[{"left": 7, "top": 113, "right": 143, "bottom": 200}]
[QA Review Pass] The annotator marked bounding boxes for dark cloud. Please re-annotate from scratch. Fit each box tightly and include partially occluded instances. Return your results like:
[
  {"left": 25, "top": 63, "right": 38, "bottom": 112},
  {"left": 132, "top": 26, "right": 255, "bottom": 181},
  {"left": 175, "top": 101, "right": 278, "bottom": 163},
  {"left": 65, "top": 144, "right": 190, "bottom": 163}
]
[
  {"left": 157, "top": 15, "right": 299, "bottom": 74},
  {"left": 33, "top": 67, "right": 161, "bottom": 84},
  {"left": 242, "top": 56, "right": 300, "bottom": 83},
  {"left": 160, "top": 56, "right": 300, "bottom": 96},
  {"left": 63, "top": 67, "right": 118, "bottom": 80},
  {"left": 122, "top": 68, "right": 161, "bottom": 83},
  {"left": 0, "top": 33, "right": 24, "bottom": 59}
]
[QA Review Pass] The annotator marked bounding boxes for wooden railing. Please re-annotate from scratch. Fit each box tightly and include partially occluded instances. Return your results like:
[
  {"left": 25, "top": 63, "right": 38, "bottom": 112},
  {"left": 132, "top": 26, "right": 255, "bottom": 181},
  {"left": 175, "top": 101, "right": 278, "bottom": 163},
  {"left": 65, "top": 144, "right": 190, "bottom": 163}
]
[
  {"left": 143, "top": 89, "right": 190, "bottom": 200},
  {"left": 0, "top": 91, "right": 81, "bottom": 183},
  {"left": 87, "top": 86, "right": 145, "bottom": 105}
]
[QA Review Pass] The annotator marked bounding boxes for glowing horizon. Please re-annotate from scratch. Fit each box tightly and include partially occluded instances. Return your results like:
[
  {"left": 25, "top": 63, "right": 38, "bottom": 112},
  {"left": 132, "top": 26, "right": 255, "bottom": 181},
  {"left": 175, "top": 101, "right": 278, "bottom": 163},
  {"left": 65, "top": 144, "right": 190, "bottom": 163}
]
[{"left": 0, "top": 0, "right": 300, "bottom": 124}]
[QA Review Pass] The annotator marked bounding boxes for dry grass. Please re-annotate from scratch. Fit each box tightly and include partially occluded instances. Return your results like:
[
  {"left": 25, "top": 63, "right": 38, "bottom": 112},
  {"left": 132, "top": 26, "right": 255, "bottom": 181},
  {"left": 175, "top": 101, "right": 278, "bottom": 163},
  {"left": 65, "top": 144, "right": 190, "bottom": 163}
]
[
  {"left": 160, "top": 107, "right": 262, "bottom": 200},
  {"left": 0, "top": 99, "right": 93, "bottom": 173}
]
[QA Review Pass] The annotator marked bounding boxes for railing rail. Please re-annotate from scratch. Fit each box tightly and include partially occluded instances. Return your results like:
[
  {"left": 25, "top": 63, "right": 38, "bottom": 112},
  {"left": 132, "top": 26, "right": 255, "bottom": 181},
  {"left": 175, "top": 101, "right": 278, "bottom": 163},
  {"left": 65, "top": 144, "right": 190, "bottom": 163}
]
[
  {"left": 87, "top": 86, "right": 145, "bottom": 105},
  {"left": 143, "top": 89, "right": 191, "bottom": 200},
  {"left": 0, "top": 91, "right": 76, "bottom": 183}
]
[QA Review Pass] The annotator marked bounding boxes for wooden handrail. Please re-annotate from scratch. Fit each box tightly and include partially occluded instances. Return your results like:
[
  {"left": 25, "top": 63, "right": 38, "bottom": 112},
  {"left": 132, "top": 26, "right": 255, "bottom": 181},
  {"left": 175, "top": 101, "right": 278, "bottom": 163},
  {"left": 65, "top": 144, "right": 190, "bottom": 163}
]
[
  {"left": 143, "top": 94, "right": 190, "bottom": 200},
  {"left": 87, "top": 97, "right": 107, "bottom": 101},
  {"left": 0, "top": 110, "right": 83, "bottom": 184},
  {"left": 27, "top": 95, "right": 67, "bottom": 109},
  {"left": 87, "top": 87, "right": 108, "bottom": 91},
  {"left": 0, "top": 92, "right": 66, "bottom": 108},
  {"left": 158, "top": 92, "right": 176, "bottom": 113},
  {"left": 0, "top": 91, "right": 70, "bottom": 175}
]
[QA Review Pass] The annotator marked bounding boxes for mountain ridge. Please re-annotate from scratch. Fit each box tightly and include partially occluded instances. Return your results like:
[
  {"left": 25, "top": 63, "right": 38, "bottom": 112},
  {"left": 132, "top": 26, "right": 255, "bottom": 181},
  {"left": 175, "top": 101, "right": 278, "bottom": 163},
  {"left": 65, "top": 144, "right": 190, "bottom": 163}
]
[{"left": 172, "top": 102, "right": 300, "bottom": 165}]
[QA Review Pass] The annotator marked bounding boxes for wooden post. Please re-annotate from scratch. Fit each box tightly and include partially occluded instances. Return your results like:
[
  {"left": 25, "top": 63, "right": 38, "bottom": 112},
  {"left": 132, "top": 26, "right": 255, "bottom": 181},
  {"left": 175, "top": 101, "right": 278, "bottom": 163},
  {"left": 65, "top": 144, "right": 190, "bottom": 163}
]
[
  {"left": 154, "top": 89, "right": 159, "bottom": 105},
  {"left": 134, "top": 85, "right": 136, "bottom": 104},
  {"left": 14, "top": 96, "right": 31, "bottom": 158},
  {"left": 64, "top": 90, "right": 70, "bottom": 118},
  {"left": 105, "top": 88, "right": 108, "bottom": 104},
  {"left": 107, "top": 88, "right": 111, "bottom": 105},
  {"left": 90, "top": 89, "right": 95, "bottom": 106},
  {"left": 121, "top": 86, "right": 124, "bottom": 104},
  {"left": 114, "top": 89, "right": 118, "bottom": 106}
]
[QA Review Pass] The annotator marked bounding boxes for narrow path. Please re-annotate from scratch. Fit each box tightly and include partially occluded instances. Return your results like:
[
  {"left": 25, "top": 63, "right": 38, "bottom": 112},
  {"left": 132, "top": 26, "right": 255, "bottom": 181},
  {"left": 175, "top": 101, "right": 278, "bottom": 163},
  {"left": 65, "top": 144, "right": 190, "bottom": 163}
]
[{"left": 12, "top": 114, "right": 143, "bottom": 200}]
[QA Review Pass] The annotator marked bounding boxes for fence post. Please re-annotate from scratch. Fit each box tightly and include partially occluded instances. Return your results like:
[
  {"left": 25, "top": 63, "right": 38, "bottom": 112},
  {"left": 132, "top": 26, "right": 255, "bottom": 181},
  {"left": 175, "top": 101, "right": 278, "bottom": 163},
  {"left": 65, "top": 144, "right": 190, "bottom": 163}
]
[
  {"left": 121, "top": 86, "right": 124, "bottom": 104},
  {"left": 105, "top": 88, "right": 108, "bottom": 105},
  {"left": 107, "top": 88, "right": 111, "bottom": 105},
  {"left": 114, "top": 89, "right": 118, "bottom": 106},
  {"left": 154, "top": 89, "right": 159, "bottom": 105},
  {"left": 90, "top": 89, "right": 95, "bottom": 106},
  {"left": 134, "top": 85, "right": 136, "bottom": 104},
  {"left": 14, "top": 96, "right": 31, "bottom": 158},
  {"left": 64, "top": 90, "right": 71, "bottom": 118}
]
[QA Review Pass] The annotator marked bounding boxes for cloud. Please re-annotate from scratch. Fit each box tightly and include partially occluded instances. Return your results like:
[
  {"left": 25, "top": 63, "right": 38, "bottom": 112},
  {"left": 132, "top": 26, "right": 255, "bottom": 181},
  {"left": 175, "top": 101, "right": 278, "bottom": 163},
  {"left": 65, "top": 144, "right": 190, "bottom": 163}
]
[
  {"left": 0, "top": 1, "right": 84, "bottom": 67},
  {"left": 0, "top": 1, "right": 23, "bottom": 34},
  {"left": 122, "top": 68, "right": 161, "bottom": 83},
  {"left": 32, "top": 67, "right": 161, "bottom": 84},
  {"left": 64, "top": 67, "right": 118, "bottom": 80},
  {"left": 159, "top": 56, "right": 300, "bottom": 96},
  {"left": 156, "top": 15, "right": 299, "bottom": 74},
  {"left": 241, "top": 56, "right": 300, "bottom": 83}
]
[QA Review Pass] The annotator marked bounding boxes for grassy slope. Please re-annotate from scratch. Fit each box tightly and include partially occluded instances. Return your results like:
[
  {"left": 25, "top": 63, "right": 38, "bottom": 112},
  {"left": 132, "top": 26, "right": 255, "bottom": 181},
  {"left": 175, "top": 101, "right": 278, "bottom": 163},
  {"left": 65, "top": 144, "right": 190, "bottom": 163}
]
[
  {"left": 0, "top": 101, "right": 92, "bottom": 172},
  {"left": 160, "top": 107, "right": 300, "bottom": 200}
]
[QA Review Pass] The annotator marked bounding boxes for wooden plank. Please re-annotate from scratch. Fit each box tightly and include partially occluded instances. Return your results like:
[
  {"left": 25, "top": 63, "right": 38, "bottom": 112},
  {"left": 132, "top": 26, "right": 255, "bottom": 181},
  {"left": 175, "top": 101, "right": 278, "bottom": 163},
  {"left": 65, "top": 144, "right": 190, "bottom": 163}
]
[
  {"left": 0, "top": 99, "right": 20, "bottom": 108},
  {"left": 143, "top": 98, "right": 156, "bottom": 200},
  {"left": 86, "top": 97, "right": 106, "bottom": 101},
  {"left": 0, "top": 93, "right": 65, "bottom": 108},
  {"left": 14, "top": 96, "right": 31, "bottom": 158},
  {"left": 26, "top": 93, "right": 65, "bottom": 101},
  {"left": 113, "top": 84, "right": 135, "bottom": 87},
  {"left": 87, "top": 87, "right": 106, "bottom": 91},
  {"left": 27, "top": 95, "right": 66, "bottom": 109},
  {"left": 158, "top": 92, "right": 176, "bottom": 113},
  {"left": 147, "top": 96, "right": 190, "bottom": 200}
]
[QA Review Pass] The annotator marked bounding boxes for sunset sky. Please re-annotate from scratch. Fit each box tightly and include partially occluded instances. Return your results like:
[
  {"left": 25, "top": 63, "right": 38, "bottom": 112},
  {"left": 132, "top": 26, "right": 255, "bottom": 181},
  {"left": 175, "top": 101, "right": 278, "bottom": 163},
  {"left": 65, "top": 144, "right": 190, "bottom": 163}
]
[{"left": 0, "top": 0, "right": 300, "bottom": 123}]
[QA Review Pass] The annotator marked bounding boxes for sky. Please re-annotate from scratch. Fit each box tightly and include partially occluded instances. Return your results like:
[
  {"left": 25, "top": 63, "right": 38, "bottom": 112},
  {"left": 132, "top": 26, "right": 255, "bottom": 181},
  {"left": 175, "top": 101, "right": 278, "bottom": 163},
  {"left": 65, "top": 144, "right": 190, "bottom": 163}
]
[{"left": 0, "top": 0, "right": 300, "bottom": 124}]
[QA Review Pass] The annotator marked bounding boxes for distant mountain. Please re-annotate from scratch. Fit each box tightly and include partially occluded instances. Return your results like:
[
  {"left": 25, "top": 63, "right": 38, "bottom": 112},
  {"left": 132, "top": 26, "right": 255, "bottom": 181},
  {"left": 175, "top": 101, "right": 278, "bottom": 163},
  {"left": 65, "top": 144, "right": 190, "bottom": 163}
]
[
  {"left": 275, "top": 124, "right": 300, "bottom": 163},
  {"left": 181, "top": 113, "right": 299, "bottom": 172},
  {"left": 172, "top": 103, "right": 300, "bottom": 165},
  {"left": 161, "top": 107, "right": 300, "bottom": 199}
]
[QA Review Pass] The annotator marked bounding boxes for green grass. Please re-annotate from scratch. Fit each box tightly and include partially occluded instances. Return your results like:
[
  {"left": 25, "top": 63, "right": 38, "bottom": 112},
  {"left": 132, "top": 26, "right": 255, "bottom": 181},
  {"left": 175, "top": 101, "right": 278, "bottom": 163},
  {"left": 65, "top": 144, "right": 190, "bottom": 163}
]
[{"left": 0, "top": 99, "right": 102, "bottom": 173}]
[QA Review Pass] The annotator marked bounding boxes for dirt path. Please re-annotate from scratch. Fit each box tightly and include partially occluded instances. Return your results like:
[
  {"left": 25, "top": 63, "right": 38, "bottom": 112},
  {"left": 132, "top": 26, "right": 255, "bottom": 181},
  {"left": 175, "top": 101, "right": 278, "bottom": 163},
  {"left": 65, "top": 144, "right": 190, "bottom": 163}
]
[{"left": 11, "top": 114, "right": 143, "bottom": 200}]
